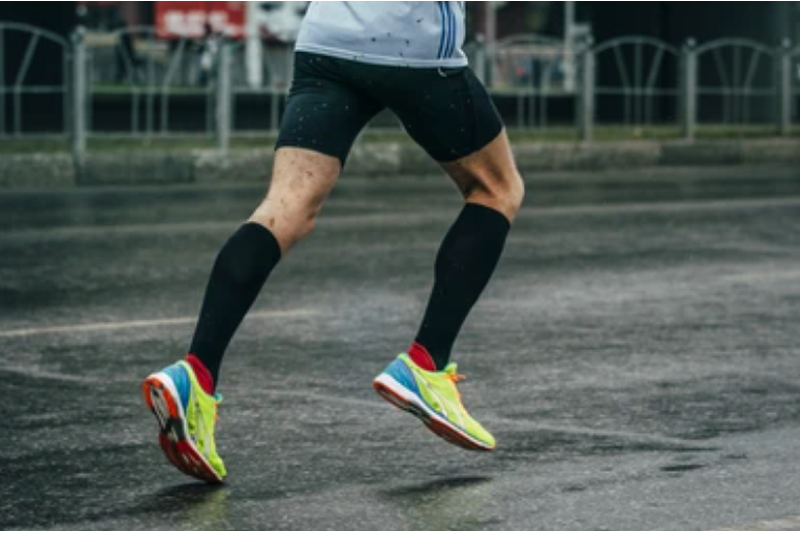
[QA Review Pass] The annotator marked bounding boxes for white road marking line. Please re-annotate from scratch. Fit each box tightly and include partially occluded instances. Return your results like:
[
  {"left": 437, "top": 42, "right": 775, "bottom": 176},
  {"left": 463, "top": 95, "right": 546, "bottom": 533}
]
[
  {"left": 0, "top": 308, "right": 319, "bottom": 339},
  {"left": 0, "top": 365, "right": 112, "bottom": 383},
  {"left": 488, "top": 416, "right": 715, "bottom": 450},
  {"left": 718, "top": 515, "right": 800, "bottom": 530},
  {"left": 724, "top": 270, "right": 800, "bottom": 283}
]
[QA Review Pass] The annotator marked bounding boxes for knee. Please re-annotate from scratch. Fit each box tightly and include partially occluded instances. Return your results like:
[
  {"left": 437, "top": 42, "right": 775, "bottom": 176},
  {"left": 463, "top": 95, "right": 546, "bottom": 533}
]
[
  {"left": 461, "top": 169, "right": 525, "bottom": 219},
  {"left": 504, "top": 171, "right": 525, "bottom": 215},
  {"left": 271, "top": 202, "right": 320, "bottom": 248},
  {"left": 249, "top": 194, "right": 323, "bottom": 251}
]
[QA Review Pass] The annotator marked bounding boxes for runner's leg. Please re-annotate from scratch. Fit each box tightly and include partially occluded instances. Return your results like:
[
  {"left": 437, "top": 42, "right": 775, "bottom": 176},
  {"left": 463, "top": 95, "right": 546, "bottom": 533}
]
[
  {"left": 143, "top": 51, "right": 383, "bottom": 482},
  {"left": 187, "top": 148, "right": 341, "bottom": 387},
  {"left": 414, "top": 130, "right": 523, "bottom": 370},
  {"left": 187, "top": 52, "right": 383, "bottom": 389},
  {"left": 383, "top": 67, "right": 524, "bottom": 370}
]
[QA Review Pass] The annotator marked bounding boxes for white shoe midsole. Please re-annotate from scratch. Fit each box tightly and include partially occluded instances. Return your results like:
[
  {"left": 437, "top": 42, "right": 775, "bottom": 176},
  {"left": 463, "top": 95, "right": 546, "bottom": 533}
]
[
  {"left": 146, "top": 370, "right": 222, "bottom": 480},
  {"left": 374, "top": 373, "right": 489, "bottom": 449}
]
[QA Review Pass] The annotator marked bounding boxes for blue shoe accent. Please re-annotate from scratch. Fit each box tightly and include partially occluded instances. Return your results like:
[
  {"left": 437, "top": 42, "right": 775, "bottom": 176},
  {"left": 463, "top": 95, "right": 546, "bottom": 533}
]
[
  {"left": 162, "top": 363, "right": 191, "bottom": 410},
  {"left": 384, "top": 357, "right": 420, "bottom": 395}
]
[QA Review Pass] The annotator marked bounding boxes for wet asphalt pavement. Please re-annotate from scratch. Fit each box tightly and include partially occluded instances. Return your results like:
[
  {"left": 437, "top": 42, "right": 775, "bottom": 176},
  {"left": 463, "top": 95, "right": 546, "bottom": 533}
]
[{"left": 2, "top": 165, "right": 800, "bottom": 530}]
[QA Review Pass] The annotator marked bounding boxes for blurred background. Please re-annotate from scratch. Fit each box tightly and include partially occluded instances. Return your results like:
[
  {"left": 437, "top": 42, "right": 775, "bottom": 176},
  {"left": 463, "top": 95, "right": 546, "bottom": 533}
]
[{"left": 0, "top": 1, "right": 798, "bottom": 160}]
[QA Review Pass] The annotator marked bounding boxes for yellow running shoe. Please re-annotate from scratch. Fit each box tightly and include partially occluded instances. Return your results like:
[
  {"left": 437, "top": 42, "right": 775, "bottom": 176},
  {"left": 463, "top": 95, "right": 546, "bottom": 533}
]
[
  {"left": 373, "top": 353, "right": 495, "bottom": 451},
  {"left": 142, "top": 360, "right": 226, "bottom": 483}
]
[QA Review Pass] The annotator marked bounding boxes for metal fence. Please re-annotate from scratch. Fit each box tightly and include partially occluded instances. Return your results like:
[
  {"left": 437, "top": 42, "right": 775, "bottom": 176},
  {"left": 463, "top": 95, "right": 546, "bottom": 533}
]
[
  {"left": 85, "top": 26, "right": 215, "bottom": 137},
  {"left": 2, "top": 24, "right": 798, "bottom": 159},
  {"left": 695, "top": 38, "right": 777, "bottom": 125},
  {"left": 593, "top": 37, "right": 680, "bottom": 128},
  {"left": 0, "top": 22, "right": 71, "bottom": 138},
  {"left": 577, "top": 36, "right": 796, "bottom": 140},
  {"left": 791, "top": 44, "right": 800, "bottom": 135}
]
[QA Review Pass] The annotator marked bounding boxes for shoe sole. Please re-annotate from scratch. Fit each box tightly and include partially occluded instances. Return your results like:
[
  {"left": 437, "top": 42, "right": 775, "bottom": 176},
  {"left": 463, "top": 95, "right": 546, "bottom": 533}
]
[
  {"left": 373, "top": 373, "right": 494, "bottom": 452},
  {"left": 142, "top": 373, "right": 224, "bottom": 484}
]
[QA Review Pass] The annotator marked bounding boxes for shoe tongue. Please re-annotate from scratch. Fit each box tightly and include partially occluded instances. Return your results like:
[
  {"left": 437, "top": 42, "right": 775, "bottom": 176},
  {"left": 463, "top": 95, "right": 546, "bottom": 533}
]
[{"left": 443, "top": 362, "right": 458, "bottom": 375}]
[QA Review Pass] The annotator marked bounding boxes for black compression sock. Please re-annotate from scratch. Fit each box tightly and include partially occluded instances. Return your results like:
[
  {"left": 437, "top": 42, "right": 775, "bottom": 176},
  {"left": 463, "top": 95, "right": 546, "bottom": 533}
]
[
  {"left": 415, "top": 203, "right": 511, "bottom": 370},
  {"left": 189, "top": 222, "right": 282, "bottom": 386}
]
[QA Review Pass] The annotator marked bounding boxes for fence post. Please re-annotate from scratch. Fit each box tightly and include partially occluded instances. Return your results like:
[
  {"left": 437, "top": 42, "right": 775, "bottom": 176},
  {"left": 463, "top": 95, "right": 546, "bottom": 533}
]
[
  {"left": 269, "top": 90, "right": 280, "bottom": 133},
  {"left": 681, "top": 39, "right": 697, "bottom": 141},
  {"left": 269, "top": 45, "right": 294, "bottom": 133},
  {"left": 216, "top": 42, "right": 232, "bottom": 154},
  {"left": 474, "top": 36, "right": 487, "bottom": 84},
  {"left": 577, "top": 37, "right": 594, "bottom": 142},
  {"left": 779, "top": 40, "right": 792, "bottom": 136},
  {"left": 71, "top": 27, "right": 87, "bottom": 176}
]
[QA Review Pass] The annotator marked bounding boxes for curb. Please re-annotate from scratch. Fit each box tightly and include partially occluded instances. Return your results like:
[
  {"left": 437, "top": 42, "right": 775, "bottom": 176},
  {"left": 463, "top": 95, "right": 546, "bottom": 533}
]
[{"left": 1, "top": 139, "right": 798, "bottom": 188}]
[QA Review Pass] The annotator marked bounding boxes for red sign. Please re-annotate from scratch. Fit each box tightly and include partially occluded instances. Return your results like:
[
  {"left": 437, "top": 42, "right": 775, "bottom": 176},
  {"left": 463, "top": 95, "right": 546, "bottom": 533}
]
[{"left": 155, "top": 1, "right": 246, "bottom": 39}]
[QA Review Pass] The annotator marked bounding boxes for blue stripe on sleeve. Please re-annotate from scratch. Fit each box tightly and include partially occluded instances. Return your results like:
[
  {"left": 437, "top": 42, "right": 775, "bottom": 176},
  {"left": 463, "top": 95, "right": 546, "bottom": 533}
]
[
  {"left": 445, "top": 2, "right": 456, "bottom": 58},
  {"left": 436, "top": 2, "right": 447, "bottom": 59}
]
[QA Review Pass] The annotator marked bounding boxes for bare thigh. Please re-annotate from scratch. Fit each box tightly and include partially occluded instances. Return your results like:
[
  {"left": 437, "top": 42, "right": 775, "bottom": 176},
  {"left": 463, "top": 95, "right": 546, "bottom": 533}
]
[{"left": 248, "top": 147, "right": 341, "bottom": 254}]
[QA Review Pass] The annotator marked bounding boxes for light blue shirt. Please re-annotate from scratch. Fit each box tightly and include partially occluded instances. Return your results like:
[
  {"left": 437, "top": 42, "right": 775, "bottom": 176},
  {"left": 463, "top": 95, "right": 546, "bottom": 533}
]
[{"left": 296, "top": 1, "right": 467, "bottom": 68}]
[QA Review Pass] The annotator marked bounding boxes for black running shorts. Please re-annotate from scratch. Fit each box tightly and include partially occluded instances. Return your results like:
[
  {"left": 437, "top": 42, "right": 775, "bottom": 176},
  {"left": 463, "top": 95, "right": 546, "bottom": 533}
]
[{"left": 275, "top": 52, "right": 504, "bottom": 165}]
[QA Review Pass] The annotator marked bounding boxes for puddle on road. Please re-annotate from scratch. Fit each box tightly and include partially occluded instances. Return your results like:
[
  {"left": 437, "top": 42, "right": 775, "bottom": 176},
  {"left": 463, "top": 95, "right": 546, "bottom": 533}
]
[{"left": 660, "top": 463, "right": 707, "bottom": 473}]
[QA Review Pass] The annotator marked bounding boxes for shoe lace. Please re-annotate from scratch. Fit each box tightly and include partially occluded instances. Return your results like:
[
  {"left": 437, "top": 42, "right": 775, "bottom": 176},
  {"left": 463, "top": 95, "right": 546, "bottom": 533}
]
[
  {"left": 213, "top": 396, "right": 222, "bottom": 424},
  {"left": 446, "top": 372, "right": 466, "bottom": 404},
  {"left": 195, "top": 400, "right": 220, "bottom": 456}
]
